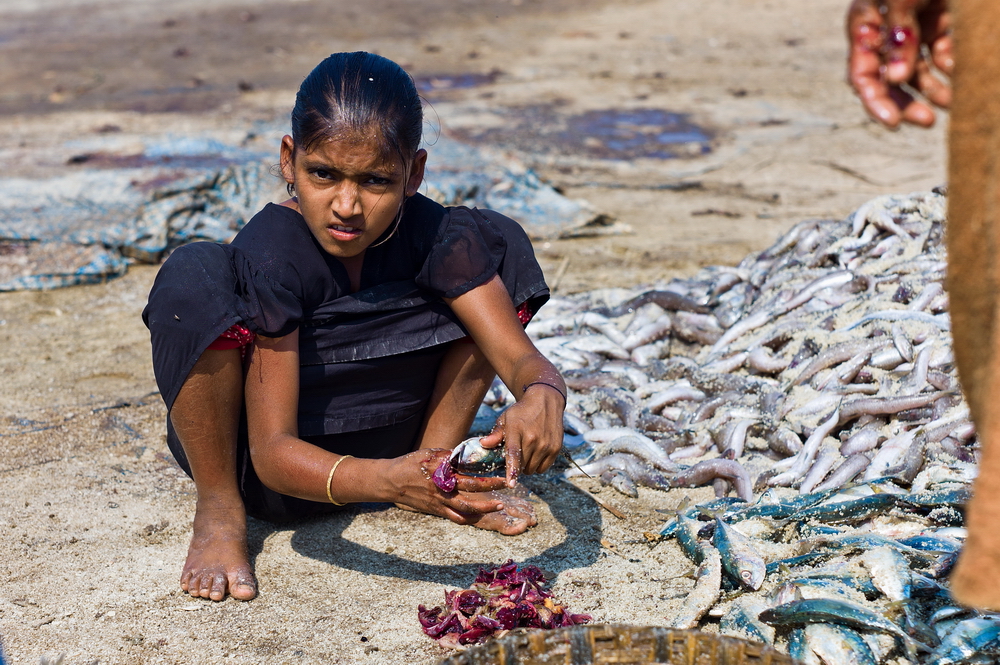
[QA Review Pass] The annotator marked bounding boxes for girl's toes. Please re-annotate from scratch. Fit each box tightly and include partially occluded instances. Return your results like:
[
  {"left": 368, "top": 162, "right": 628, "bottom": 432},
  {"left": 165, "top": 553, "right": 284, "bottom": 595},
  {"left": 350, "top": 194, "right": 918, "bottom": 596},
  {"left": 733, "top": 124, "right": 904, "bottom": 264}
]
[
  {"left": 210, "top": 573, "right": 228, "bottom": 601},
  {"left": 185, "top": 573, "right": 203, "bottom": 597},
  {"left": 198, "top": 573, "right": 218, "bottom": 598},
  {"left": 229, "top": 575, "right": 258, "bottom": 601}
]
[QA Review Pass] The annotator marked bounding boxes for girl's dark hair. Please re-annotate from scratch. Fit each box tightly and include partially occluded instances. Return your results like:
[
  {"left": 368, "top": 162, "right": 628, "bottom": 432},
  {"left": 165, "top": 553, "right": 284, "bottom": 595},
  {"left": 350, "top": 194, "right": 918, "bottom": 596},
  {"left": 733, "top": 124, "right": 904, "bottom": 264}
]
[{"left": 291, "top": 52, "right": 423, "bottom": 163}]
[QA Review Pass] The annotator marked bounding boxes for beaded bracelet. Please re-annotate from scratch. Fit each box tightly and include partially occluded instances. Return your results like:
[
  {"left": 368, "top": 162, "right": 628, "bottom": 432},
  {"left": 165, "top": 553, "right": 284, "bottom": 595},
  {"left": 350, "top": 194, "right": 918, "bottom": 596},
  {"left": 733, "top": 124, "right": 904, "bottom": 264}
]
[
  {"left": 522, "top": 381, "right": 567, "bottom": 406},
  {"left": 326, "top": 454, "right": 353, "bottom": 506}
]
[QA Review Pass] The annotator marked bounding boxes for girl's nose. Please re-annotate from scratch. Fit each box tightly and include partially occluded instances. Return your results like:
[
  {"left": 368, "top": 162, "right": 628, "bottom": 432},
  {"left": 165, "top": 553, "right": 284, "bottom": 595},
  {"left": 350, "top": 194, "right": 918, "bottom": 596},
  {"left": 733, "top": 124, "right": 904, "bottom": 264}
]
[{"left": 331, "top": 182, "right": 363, "bottom": 218}]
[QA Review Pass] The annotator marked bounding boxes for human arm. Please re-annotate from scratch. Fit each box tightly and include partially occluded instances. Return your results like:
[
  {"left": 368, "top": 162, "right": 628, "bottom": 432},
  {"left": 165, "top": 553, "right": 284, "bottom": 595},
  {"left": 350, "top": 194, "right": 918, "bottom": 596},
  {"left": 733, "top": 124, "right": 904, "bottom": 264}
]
[
  {"left": 243, "top": 329, "right": 507, "bottom": 521},
  {"left": 445, "top": 274, "right": 566, "bottom": 486},
  {"left": 846, "top": 0, "right": 952, "bottom": 128}
]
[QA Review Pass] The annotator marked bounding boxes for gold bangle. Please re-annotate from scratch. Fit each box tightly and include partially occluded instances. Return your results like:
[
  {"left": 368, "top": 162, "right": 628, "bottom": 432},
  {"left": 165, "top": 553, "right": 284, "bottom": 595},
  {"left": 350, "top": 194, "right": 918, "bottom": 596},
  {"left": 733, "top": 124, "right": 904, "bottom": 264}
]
[{"left": 326, "top": 455, "right": 353, "bottom": 506}]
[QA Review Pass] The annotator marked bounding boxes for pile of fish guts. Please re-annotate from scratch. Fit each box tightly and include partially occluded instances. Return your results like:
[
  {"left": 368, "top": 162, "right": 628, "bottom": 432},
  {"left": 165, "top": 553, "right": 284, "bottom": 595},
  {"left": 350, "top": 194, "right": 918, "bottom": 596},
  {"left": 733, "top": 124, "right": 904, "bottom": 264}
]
[{"left": 478, "top": 190, "right": 996, "bottom": 664}]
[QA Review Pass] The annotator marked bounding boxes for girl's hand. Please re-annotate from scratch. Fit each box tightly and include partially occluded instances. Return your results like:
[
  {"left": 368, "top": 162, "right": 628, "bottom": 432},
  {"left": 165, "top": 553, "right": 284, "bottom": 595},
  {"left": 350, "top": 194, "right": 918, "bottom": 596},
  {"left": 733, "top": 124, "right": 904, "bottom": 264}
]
[
  {"left": 480, "top": 382, "right": 565, "bottom": 487},
  {"left": 445, "top": 274, "right": 567, "bottom": 487},
  {"left": 381, "top": 449, "right": 509, "bottom": 524}
]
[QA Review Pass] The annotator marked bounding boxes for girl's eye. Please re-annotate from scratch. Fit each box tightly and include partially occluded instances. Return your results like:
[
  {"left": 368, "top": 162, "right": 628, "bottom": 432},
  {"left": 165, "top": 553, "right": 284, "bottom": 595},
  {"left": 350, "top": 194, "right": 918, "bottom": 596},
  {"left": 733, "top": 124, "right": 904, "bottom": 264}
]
[
  {"left": 367, "top": 176, "right": 392, "bottom": 186},
  {"left": 311, "top": 169, "right": 333, "bottom": 180}
]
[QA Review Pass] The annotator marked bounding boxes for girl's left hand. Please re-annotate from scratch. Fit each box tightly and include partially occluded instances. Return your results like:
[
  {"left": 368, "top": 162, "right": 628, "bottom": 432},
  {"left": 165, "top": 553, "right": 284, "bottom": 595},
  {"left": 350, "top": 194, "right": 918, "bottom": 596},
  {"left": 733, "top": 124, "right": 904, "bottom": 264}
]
[{"left": 479, "top": 383, "right": 564, "bottom": 486}]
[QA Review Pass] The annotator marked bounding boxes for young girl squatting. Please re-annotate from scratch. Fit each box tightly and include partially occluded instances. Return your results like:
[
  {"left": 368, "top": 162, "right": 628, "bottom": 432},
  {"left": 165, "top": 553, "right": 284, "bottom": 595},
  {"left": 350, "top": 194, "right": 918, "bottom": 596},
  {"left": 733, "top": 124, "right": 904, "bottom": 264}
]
[{"left": 143, "top": 52, "right": 565, "bottom": 602}]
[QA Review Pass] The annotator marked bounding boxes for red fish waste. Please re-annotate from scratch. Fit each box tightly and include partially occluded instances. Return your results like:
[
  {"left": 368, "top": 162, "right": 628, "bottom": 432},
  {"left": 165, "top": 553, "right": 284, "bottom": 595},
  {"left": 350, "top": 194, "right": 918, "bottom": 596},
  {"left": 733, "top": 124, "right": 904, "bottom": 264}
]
[
  {"left": 419, "top": 561, "right": 592, "bottom": 649},
  {"left": 436, "top": 624, "right": 800, "bottom": 665}
]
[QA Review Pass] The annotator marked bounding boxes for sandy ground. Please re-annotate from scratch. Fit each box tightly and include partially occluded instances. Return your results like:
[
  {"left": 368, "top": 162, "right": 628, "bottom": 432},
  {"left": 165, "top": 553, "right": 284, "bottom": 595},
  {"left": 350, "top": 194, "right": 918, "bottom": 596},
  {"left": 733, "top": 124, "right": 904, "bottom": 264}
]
[{"left": 0, "top": 0, "right": 949, "bottom": 662}]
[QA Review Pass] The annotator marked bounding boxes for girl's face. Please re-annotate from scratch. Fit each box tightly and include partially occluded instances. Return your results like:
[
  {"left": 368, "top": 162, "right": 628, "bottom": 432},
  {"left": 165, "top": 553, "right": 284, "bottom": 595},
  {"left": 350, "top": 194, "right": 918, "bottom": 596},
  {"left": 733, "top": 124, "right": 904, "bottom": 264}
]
[{"left": 280, "top": 133, "right": 426, "bottom": 260}]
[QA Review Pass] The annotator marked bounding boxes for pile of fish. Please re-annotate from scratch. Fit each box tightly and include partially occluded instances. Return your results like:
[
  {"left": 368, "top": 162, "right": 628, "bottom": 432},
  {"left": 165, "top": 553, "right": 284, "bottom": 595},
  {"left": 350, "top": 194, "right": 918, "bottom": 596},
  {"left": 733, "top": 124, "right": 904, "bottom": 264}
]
[
  {"left": 657, "top": 483, "right": 986, "bottom": 664},
  {"left": 477, "top": 190, "right": 996, "bottom": 663}
]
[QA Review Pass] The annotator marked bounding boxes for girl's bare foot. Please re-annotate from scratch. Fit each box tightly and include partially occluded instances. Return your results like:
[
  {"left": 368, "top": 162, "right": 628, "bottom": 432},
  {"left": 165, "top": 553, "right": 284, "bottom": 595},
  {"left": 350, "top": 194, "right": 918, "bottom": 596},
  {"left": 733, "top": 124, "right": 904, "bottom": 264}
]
[
  {"left": 181, "top": 503, "right": 257, "bottom": 602},
  {"left": 467, "top": 491, "right": 538, "bottom": 535}
]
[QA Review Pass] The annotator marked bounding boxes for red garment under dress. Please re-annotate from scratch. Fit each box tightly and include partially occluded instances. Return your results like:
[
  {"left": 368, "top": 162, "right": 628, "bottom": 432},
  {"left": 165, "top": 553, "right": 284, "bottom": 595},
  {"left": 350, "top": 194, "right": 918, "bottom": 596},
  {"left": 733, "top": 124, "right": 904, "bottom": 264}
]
[{"left": 206, "top": 301, "right": 534, "bottom": 351}]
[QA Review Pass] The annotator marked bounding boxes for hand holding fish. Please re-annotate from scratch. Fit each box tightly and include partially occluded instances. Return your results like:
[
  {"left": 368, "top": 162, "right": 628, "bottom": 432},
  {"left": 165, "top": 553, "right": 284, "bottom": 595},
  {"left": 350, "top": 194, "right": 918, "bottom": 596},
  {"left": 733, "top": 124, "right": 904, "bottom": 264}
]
[
  {"left": 444, "top": 273, "right": 567, "bottom": 487},
  {"left": 846, "top": 0, "right": 952, "bottom": 128},
  {"left": 479, "top": 380, "right": 566, "bottom": 486},
  {"left": 385, "top": 448, "right": 509, "bottom": 525}
]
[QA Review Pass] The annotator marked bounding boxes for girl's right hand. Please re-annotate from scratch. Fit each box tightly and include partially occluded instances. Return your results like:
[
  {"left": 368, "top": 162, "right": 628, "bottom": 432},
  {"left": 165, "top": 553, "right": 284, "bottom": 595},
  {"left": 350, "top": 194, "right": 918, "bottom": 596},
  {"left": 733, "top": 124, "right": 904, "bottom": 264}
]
[{"left": 381, "top": 449, "right": 509, "bottom": 524}]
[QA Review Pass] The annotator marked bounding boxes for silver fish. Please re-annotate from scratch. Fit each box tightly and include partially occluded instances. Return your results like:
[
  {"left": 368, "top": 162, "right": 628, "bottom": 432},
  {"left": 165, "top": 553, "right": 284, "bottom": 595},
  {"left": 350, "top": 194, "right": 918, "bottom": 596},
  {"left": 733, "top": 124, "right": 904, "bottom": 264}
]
[
  {"left": 589, "top": 435, "right": 678, "bottom": 473},
  {"left": 508, "top": 191, "right": 978, "bottom": 656},
  {"left": 926, "top": 617, "right": 1000, "bottom": 665},
  {"left": 803, "top": 623, "right": 878, "bottom": 665},
  {"left": 720, "top": 597, "right": 775, "bottom": 645},
  {"left": 712, "top": 517, "right": 766, "bottom": 591},
  {"left": 599, "top": 468, "right": 638, "bottom": 498},
  {"left": 759, "top": 598, "right": 930, "bottom": 658},
  {"left": 449, "top": 437, "right": 505, "bottom": 476},
  {"left": 788, "top": 628, "right": 821, "bottom": 665},
  {"left": 668, "top": 546, "right": 721, "bottom": 629}
]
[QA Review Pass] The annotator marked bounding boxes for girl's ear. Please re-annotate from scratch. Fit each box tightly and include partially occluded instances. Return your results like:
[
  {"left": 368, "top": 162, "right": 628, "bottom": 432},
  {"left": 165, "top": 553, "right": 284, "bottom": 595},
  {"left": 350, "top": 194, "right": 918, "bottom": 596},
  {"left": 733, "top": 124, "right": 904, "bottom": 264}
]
[
  {"left": 405, "top": 149, "right": 427, "bottom": 197},
  {"left": 279, "top": 135, "right": 297, "bottom": 186}
]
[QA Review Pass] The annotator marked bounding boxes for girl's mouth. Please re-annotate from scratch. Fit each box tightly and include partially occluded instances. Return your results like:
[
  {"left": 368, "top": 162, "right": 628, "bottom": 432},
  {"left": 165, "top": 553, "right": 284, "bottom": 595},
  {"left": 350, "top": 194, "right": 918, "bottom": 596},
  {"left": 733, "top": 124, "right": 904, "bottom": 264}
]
[{"left": 328, "top": 224, "right": 363, "bottom": 240}]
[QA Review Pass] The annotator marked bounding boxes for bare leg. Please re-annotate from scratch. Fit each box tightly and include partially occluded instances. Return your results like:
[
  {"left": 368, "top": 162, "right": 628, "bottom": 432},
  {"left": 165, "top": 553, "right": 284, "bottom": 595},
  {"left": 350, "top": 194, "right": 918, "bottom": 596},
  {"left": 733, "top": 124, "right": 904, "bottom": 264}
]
[
  {"left": 412, "top": 339, "right": 538, "bottom": 535},
  {"left": 169, "top": 349, "right": 257, "bottom": 601},
  {"left": 418, "top": 340, "right": 497, "bottom": 448},
  {"left": 944, "top": 0, "right": 1000, "bottom": 610}
]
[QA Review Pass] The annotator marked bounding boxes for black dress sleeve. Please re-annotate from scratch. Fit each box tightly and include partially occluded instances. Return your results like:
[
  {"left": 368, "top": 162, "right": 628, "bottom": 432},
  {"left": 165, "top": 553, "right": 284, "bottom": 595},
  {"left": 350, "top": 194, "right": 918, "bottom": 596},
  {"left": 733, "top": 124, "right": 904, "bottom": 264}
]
[
  {"left": 414, "top": 206, "right": 507, "bottom": 299},
  {"left": 415, "top": 205, "right": 550, "bottom": 320},
  {"left": 230, "top": 202, "right": 330, "bottom": 312},
  {"left": 143, "top": 226, "right": 306, "bottom": 412}
]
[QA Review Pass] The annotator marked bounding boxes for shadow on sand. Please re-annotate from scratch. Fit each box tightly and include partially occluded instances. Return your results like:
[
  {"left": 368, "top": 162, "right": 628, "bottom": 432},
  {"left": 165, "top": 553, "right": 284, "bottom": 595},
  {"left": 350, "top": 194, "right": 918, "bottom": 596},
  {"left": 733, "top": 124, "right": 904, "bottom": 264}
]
[{"left": 272, "top": 474, "right": 604, "bottom": 588}]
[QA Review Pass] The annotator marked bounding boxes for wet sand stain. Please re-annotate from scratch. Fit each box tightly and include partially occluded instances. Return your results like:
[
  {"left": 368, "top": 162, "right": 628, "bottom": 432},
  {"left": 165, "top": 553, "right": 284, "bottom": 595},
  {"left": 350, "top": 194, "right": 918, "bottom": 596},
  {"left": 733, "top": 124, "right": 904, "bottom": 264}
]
[
  {"left": 453, "top": 105, "right": 714, "bottom": 160},
  {"left": 0, "top": 0, "right": 614, "bottom": 116}
]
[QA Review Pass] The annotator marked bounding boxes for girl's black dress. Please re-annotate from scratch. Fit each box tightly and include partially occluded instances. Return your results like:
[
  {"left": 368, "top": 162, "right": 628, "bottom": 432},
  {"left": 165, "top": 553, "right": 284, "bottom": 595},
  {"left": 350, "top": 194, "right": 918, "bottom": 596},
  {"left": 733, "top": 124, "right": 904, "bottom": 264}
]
[{"left": 143, "top": 193, "right": 548, "bottom": 521}]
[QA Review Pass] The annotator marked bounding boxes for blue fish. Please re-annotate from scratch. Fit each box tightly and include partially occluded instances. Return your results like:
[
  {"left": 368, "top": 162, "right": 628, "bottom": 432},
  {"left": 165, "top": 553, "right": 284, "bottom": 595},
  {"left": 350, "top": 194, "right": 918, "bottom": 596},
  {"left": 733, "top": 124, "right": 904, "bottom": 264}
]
[
  {"left": 758, "top": 597, "right": 930, "bottom": 657},
  {"left": 713, "top": 518, "right": 766, "bottom": 590},
  {"left": 926, "top": 617, "right": 1000, "bottom": 665}
]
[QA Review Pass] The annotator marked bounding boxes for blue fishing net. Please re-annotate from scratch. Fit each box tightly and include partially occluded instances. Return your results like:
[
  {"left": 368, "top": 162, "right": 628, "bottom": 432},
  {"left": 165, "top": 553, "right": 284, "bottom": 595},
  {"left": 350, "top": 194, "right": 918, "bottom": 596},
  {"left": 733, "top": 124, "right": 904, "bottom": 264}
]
[
  {"left": 0, "top": 133, "right": 598, "bottom": 291},
  {"left": 422, "top": 137, "right": 600, "bottom": 238}
]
